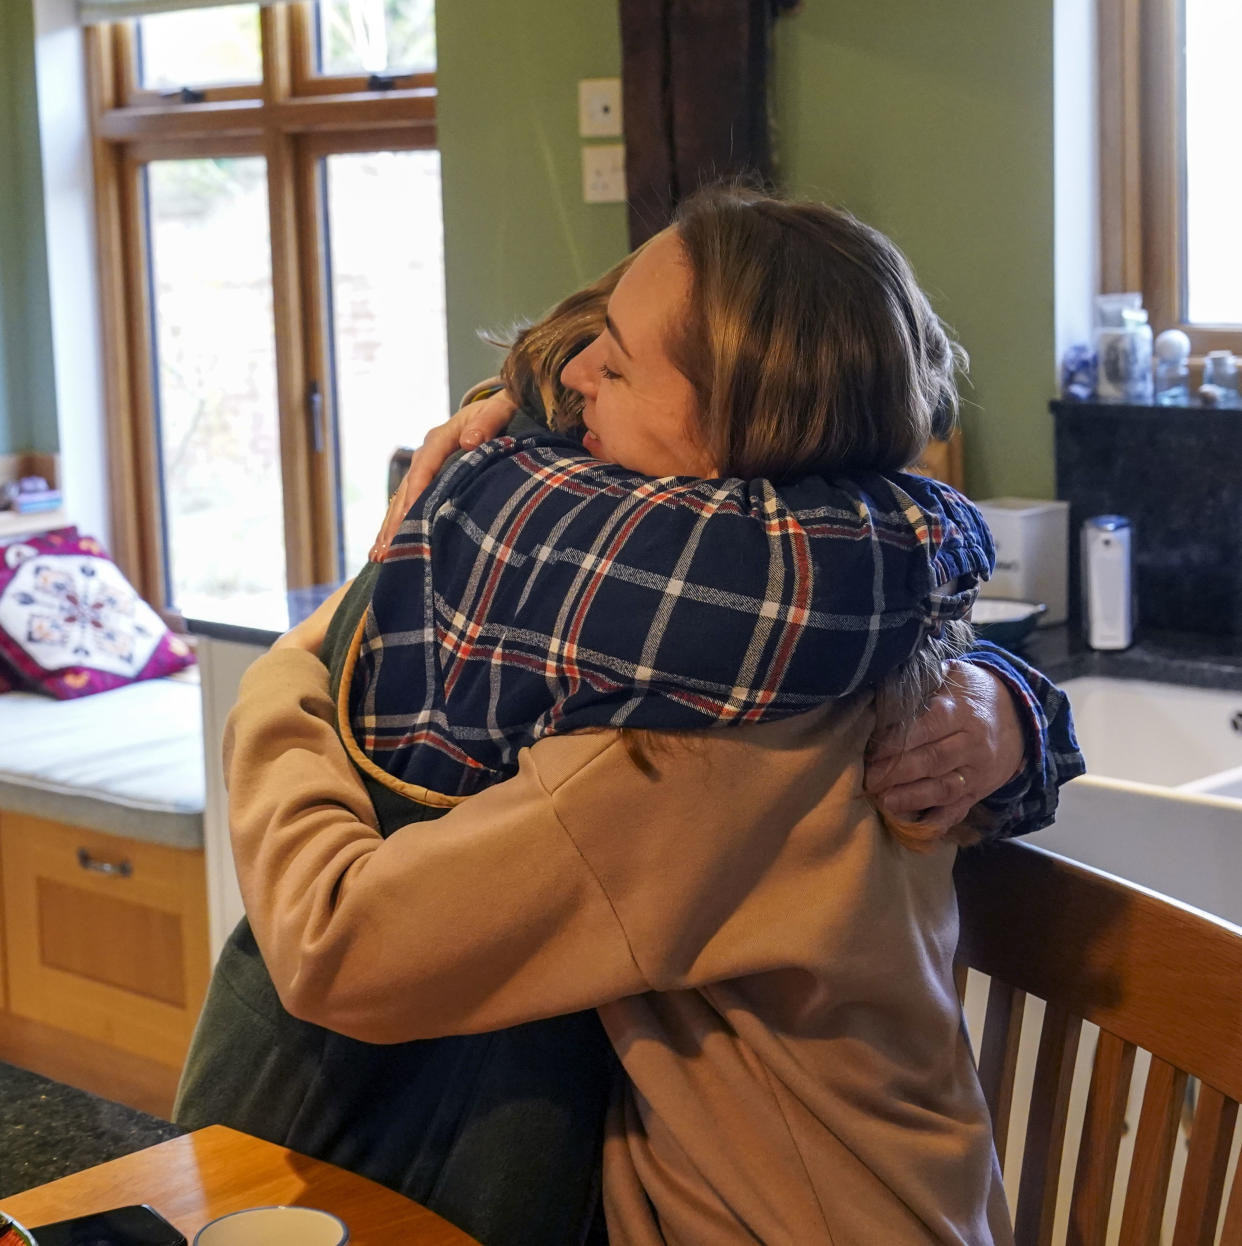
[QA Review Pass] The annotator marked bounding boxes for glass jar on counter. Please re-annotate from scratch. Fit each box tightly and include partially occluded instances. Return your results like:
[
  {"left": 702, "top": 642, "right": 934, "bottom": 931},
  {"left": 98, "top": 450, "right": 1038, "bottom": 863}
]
[
  {"left": 1097, "top": 307, "right": 1154, "bottom": 403},
  {"left": 1154, "top": 329, "right": 1191, "bottom": 404},
  {"left": 1202, "top": 351, "right": 1240, "bottom": 408}
]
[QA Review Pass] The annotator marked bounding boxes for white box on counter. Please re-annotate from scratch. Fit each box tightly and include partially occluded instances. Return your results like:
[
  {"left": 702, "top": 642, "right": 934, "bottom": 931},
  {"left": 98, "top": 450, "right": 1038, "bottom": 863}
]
[{"left": 975, "top": 498, "right": 1069, "bottom": 625}]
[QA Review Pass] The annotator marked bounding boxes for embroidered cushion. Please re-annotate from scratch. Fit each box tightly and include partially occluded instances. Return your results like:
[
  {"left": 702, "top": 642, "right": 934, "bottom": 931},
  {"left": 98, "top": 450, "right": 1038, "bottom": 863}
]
[
  {"left": 0, "top": 530, "right": 195, "bottom": 699},
  {"left": 0, "top": 527, "right": 78, "bottom": 694}
]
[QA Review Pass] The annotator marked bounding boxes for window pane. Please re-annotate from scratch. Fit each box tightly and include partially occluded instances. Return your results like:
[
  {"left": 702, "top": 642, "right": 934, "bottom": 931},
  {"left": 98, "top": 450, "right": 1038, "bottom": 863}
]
[
  {"left": 145, "top": 158, "right": 286, "bottom": 611},
  {"left": 325, "top": 149, "right": 448, "bottom": 575},
  {"left": 137, "top": 3, "right": 261, "bottom": 91},
  {"left": 1184, "top": 0, "right": 1242, "bottom": 325},
  {"left": 315, "top": 0, "right": 435, "bottom": 76}
]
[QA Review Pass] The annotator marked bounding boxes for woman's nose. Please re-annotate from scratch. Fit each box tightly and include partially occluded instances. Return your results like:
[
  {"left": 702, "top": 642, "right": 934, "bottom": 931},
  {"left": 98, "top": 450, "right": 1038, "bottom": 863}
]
[{"left": 561, "top": 336, "right": 600, "bottom": 397}]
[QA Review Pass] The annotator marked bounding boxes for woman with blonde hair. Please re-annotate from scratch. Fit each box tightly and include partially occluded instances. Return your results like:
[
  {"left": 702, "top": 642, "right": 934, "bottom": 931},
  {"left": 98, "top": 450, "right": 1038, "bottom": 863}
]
[{"left": 181, "top": 188, "right": 1081, "bottom": 1244}]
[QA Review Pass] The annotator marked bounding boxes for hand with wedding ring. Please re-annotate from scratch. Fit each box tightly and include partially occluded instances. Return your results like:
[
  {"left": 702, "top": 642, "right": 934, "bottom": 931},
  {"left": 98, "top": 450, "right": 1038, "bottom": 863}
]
[{"left": 864, "top": 660, "right": 1027, "bottom": 834}]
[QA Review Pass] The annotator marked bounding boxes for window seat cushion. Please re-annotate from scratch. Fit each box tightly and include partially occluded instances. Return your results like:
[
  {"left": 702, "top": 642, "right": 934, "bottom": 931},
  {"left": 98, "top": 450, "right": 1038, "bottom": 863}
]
[
  {"left": 0, "top": 677, "right": 204, "bottom": 849},
  {"left": 0, "top": 529, "right": 195, "bottom": 699}
]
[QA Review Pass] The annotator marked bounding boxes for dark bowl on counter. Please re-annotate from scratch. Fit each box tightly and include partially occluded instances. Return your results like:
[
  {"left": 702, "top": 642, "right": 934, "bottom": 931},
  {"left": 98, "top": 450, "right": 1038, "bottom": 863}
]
[{"left": 972, "top": 598, "right": 1048, "bottom": 650}]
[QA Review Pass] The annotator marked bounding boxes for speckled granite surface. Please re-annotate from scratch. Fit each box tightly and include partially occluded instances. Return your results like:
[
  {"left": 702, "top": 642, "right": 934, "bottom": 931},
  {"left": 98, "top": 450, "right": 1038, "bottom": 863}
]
[
  {"left": 1010, "top": 623, "right": 1242, "bottom": 692},
  {"left": 0, "top": 1062, "right": 183, "bottom": 1199}
]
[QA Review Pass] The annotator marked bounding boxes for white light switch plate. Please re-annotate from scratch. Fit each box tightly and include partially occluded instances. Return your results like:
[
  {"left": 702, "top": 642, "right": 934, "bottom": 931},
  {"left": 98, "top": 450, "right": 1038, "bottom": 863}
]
[
  {"left": 582, "top": 144, "right": 626, "bottom": 203},
  {"left": 578, "top": 78, "right": 623, "bottom": 137}
]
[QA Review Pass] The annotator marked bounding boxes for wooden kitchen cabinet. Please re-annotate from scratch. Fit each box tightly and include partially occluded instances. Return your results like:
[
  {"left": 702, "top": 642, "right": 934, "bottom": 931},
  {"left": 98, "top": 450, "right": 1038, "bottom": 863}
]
[{"left": 0, "top": 812, "right": 210, "bottom": 1069}]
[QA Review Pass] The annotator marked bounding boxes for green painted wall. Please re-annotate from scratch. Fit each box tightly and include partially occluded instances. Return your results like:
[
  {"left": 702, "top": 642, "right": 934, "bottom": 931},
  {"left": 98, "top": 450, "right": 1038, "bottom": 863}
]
[
  {"left": 772, "top": 2, "right": 1057, "bottom": 497},
  {"left": 0, "top": 0, "right": 58, "bottom": 455},
  {"left": 437, "top": 0, "right": 1058, "bottom": 493},
  {"left": 435, "top": 0, "right": 627, "bottom": 402},
  {"left": 0, "top": 0, "right": 1057, "bottom": 496}
]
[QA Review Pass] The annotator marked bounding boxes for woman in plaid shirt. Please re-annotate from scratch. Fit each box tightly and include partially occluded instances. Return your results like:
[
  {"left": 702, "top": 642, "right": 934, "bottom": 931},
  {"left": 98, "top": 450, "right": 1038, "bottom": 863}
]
[{"left": 181, "top": 190, "right": 1081, "bottom": 1245}]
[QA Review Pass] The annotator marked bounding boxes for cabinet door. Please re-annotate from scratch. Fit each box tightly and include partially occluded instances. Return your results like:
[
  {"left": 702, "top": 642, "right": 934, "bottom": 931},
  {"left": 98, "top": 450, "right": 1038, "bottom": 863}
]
[{"left": 1, "top": 814, "right": 209, "bottom": 1068}]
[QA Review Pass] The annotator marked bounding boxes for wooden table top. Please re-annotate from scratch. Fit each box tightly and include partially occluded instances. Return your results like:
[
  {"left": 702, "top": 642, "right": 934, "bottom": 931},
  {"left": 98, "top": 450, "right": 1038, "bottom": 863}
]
[{"left": 0, "top": 1125, "right": 479, "bottom": 1245}]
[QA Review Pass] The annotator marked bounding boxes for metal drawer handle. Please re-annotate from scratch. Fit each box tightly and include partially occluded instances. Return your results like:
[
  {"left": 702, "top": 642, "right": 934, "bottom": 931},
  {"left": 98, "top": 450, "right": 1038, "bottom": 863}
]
[{"left": 77, "top": 848, "right": 133, "bottom": 878}]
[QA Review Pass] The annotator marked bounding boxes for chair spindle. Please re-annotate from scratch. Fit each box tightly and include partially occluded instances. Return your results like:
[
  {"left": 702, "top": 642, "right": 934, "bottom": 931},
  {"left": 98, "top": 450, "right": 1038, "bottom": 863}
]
[
  {"left": 978, "top": 978, "right": 1026, "bottom": 1167},
  {"left": 1117, "top": 1056, "right": 1190, "bottom": 1246},
  {"left": 1015, "top": 1003, "right": 1082, "bottom": 1246},
  {"left": 1067, "top": 1028, "right": 1136, "bottom": 1246},
  {"left": 1171, "top": 1082, "right": 1239, "bottom": 1246}
]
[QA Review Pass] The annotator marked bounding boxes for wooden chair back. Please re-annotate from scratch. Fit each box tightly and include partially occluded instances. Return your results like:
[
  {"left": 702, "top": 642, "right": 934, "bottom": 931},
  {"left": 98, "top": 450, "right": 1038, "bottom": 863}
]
[{"left": 955, "top": 840, "right": 1242, "bottom": 1246}]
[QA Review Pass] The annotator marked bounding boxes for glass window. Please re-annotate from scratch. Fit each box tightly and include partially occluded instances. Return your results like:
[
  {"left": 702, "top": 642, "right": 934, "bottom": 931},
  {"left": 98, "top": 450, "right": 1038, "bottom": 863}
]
[
  {"left": 136, "top": 3, "right": 262, "bottom": 91},
  {"left": 1183, "top": 0, "right": 1242, "bottom": 325},
  {"left": 144, "top": 157, "right": 287, "bottom": 611},
  {"left": 88, "top": 7, "right": 444, "bottom": 610},
  {"left": 324, "top": 148, "right": 448, "bottom": 575},
  {"left": 315, "top": 0, "right": 435, "bottom": 77}
]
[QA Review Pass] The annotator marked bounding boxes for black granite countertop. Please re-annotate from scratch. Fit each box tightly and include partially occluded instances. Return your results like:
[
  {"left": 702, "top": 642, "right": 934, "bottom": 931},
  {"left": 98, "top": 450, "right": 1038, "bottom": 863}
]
[
  {"left": 1003, "top": 624, "right": 1242, "bottom": 692},
  {"left": 181, "top": 583, "right": 344, "bottom": 648},
  {"left": 0, "top": 1062, "right": 182, "bottom": 1199}
]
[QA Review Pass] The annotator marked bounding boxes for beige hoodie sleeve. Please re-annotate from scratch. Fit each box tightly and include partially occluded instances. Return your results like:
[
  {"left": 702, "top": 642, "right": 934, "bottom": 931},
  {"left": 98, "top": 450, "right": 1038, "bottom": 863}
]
[
  {"left": 226, "top": 645, "right": 887, "bottom": 1048},
  {"left": 224, "top": 646, "right": 648, "bottom": 1043}
]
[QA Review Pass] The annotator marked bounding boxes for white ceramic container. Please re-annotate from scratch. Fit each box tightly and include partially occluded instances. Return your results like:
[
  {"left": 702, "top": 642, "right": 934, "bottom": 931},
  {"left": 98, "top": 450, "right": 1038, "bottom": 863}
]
[{"left": 193, "top": 1206, "right": 348, "bottom": 1246}]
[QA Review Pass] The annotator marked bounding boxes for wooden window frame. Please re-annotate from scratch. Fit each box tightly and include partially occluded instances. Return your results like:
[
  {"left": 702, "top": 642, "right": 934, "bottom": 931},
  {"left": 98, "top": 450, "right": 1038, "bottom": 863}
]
[
  {"left": 116, "top": 8, "right": 435, "bottom": 119},
  {"left": 86, "top": 3, "right": 437, "bottom": 616},
  {"left": 286, "top": 3, "right": 434, "bottom": 97},
  {"left": 1100, "top": 0, "right": 1242, "bottom": 362}
]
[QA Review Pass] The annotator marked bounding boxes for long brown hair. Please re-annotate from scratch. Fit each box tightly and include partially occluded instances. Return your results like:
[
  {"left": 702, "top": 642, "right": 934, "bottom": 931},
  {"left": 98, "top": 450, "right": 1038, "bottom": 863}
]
[
  {"left": 498, "top": 254, "right": 632, "bottom": 432},
  {"left": 672, "top": 185, "right": 966, "bottom": 481},
  {"left": 499, "top": 187, "right": 965, "bottom": 482}
]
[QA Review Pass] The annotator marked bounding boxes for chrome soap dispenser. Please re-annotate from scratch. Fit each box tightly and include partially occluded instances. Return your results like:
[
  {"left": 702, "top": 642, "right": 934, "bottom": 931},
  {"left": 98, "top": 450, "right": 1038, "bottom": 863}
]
[{"left": 1081, "top": 516, "right": 1134, "bottom": 650}]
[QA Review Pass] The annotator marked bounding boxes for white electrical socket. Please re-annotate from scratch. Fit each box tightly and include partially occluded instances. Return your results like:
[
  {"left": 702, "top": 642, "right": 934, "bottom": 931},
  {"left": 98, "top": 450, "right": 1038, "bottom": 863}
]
[
  {"left": 582, "top": 144, "right": 626, "bottom": 203},
  {"left": 578, "top": 78, "right": 623, "bottom": 138}
]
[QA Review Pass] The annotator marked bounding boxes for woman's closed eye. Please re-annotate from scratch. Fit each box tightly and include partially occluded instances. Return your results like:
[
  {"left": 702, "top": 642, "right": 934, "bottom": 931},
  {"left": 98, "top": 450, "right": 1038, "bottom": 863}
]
[{"left": 598, "top": 363, "right": 623, "bottom": 382}]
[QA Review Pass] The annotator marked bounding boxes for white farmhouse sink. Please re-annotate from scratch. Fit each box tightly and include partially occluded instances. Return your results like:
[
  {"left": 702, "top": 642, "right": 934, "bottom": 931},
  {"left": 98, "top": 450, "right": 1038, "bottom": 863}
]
[{"left": 1030, "top": 676, "right": 1242, "bottom": 925}]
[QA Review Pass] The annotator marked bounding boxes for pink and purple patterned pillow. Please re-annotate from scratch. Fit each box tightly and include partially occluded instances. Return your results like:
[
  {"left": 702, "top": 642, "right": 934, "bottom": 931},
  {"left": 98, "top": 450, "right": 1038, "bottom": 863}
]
[
  {"left": 0, "top": 529, "right": 195, "bottom": 699},
  {"left": 0, "top": 526, "right": 77, "bottom": 694}
]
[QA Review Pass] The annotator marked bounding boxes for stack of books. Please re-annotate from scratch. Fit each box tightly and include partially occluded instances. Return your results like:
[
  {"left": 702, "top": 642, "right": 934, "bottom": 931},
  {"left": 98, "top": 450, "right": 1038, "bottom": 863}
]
[{"left": 3, "top": 477, "right": 62, "bottom": 515}]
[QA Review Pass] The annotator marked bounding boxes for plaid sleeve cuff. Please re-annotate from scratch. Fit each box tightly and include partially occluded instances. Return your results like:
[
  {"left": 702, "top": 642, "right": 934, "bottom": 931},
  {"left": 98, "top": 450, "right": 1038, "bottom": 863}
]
[{"left": 963, "top": 641, "right": 1086, "bottom": 840}]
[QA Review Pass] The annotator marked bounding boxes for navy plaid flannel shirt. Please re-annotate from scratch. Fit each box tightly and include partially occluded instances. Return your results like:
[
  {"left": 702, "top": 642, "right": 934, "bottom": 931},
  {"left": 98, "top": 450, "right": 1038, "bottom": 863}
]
[
  {"left": 358, "top": 435, "right": 997, "bottom": 798},
  {"left": 359, "top": 431, "right": 1083, "bottom": 831}
]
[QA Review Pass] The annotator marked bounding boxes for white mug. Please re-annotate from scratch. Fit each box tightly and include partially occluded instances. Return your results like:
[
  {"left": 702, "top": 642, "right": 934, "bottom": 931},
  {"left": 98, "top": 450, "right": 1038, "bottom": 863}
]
[{"left": 193, "top": 1205, "right": 348, "bottom": 1245}]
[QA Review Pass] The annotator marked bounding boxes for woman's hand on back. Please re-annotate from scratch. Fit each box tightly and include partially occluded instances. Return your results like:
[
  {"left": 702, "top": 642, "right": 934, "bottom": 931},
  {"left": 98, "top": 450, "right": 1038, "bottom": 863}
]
[
  {"left": 368, "top": 388, "right": 518, "bottom": 562},
  {"left": 863, "top": 661, "right": 1026, "bottom": 834}
]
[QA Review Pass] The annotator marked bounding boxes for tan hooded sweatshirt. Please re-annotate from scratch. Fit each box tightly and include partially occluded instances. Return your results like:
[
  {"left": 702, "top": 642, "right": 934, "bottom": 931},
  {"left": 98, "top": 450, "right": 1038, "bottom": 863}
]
[{"left": 225, "top": 647, "right": 1011, "bottom": 1245}]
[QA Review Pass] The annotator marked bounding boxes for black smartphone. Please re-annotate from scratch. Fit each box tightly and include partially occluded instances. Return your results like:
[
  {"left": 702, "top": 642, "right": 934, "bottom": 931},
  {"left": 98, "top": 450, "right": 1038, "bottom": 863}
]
[{"left": 29, "top": 1205, "right": 186, "bottom": 1246}]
